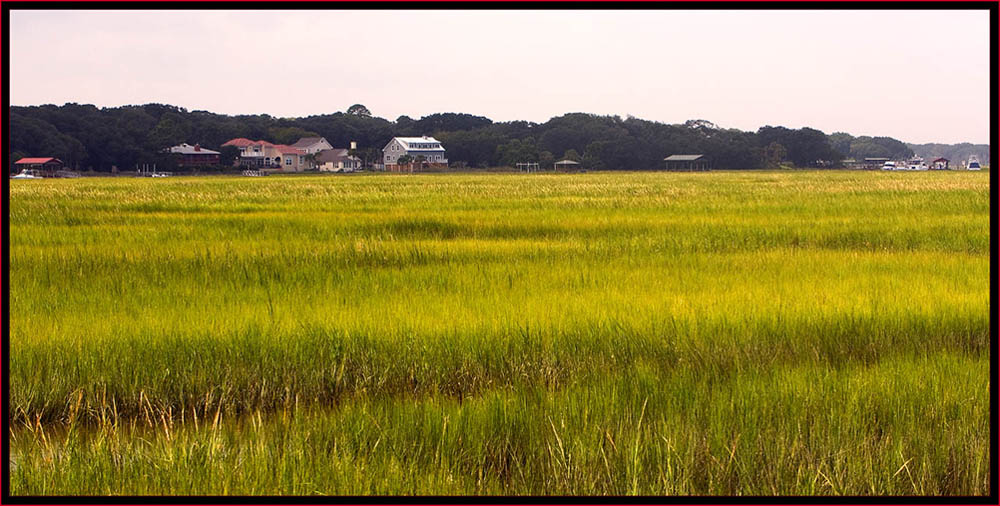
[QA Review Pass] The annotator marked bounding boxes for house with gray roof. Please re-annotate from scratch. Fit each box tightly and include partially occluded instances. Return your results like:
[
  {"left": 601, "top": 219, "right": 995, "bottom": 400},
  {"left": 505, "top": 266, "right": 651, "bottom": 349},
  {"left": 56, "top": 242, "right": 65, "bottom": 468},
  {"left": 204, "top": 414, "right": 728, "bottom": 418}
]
[
  {"left": 291, "top": 137, "right": 333, "bottom": 154},
  {"left": 663, "top": 154, "right": 710, "bottom": 171},
  {"left": 383, "top": 136, "right": 448, "bottom": 171},
  {"left": 316, "top": 149, "right": 361, "bottom": 172}
]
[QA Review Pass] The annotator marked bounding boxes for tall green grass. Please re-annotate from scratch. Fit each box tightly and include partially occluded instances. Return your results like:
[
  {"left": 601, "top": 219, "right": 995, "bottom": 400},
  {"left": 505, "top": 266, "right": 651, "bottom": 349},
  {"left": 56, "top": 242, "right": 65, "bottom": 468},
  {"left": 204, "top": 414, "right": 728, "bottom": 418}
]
[{"left": 7, "top": 171, "right": 990, "bottom": 495}]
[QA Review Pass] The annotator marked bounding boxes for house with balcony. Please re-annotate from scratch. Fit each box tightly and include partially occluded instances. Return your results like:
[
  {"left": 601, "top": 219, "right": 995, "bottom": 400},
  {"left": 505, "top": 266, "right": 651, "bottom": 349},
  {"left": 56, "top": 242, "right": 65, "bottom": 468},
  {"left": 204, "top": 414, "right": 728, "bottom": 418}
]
[
  {"left": 223, "top": 138, "right": 276, "bottom": 168},
  {"left": 223, "top": 138, "right": 310, "bottom": 171},
  {"left": 382, "top": 136, "right": 448, "bottom": 171}
]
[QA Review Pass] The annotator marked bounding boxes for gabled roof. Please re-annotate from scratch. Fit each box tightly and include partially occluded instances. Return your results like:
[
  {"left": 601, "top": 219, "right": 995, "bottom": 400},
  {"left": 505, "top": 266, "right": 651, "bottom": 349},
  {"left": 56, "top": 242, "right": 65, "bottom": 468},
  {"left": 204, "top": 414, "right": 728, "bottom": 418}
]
[
  {"left": 554, "top": 159, "right": 580, "bottom": 165},
  {"left": 15, "top": 157, "right": 62, "bottom": 165},
  {"left": 223, "top": 138, "right": 274, "bottom": 147},
  {"left": 389, "top": 136, "right": 446, "bottom": 151},
  {"left": 664, "top": 154, "right": 705, "bottom": 161},
  {"left": 222, "top": 138, "right": 255, "bottom": 147},
  {"left": 291, "top": 137, "right": 328, "bottom": 148},
  {"left": 316, "top": 149, "right": 359, "bottom": 163}
]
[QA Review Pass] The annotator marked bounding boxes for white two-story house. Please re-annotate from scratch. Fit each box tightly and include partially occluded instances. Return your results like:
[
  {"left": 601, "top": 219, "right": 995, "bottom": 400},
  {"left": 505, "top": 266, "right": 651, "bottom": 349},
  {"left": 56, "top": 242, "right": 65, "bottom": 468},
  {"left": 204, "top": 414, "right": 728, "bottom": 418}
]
[{"left": 382, "top": 136, "right": 448, "bottom": 170}]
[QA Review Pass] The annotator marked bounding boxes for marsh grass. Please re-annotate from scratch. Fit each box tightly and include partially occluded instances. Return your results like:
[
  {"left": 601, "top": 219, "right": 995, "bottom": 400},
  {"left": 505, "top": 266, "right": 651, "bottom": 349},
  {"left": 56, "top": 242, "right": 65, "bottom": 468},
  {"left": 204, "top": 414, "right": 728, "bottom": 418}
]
[{"left": 7, "top": 171, "right": 990, "bottom": 495}]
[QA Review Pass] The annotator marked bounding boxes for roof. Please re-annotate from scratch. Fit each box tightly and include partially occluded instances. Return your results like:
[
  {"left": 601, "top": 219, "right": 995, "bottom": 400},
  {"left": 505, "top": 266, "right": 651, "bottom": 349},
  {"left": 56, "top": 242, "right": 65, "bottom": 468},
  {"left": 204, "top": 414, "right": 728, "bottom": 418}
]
[
  {"left": 15, "top": 157, "right": 62, "bottom": 165},
  {"left": 664, "top": 154, "right": 705, "bottom": 161},
  {"left": 931, "top": 157, "right": 949, "bottom": 163},
  {"left": 864, "top": 157, "right": 890, "bottom": 162},
  {"left": 223, "top": 138, "right": 274, "bottom": 147},
  {"left": 554, "top": 159, "right": 580, "bottom": 165},
  {"left": 291, "top": 137, "right": 328, "bottom": 148},
  {"left": 274, "top": 145, "right": 306, "bottom": 155},
  {"left": 389, "top": 136, "right": 446, "bottom": 151},
  {"left": 222, "top": 138, "right": 255, "bottom": 147},
  {"left": 168, "top": 143, "right": 220, "bottom": 155},
  {"left": 316, "top": 149, "right": 359, "bottom": 163}
]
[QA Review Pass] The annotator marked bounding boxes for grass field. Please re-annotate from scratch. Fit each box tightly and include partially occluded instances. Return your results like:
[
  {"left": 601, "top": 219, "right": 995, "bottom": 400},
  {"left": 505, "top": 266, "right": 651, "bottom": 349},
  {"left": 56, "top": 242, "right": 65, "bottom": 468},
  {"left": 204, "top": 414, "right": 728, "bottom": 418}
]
[{"left": 7, "top": 171, "right": 991, "bottom": 495}]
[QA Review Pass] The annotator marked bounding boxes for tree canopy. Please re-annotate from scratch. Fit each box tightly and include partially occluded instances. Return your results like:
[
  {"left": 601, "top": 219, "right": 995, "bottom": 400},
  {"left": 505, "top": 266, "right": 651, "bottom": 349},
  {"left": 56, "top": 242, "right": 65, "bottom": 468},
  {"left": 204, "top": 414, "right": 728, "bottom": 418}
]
[{"left": 9, "top": 102, "right": 942, "bottom": 172}]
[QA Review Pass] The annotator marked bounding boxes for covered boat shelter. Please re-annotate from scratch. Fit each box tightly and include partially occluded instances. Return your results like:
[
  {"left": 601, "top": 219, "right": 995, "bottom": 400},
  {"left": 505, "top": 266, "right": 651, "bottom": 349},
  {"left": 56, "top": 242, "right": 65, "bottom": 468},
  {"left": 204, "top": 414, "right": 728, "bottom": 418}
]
[
  {"left": 13, "top": 157, "right": 64, "bottom": 177},
  {"left": 663, "top": 154, "right": 710, "bottom": 171},
  {"left": 554, "top": 159, "right": 580, "bottom": 171}
]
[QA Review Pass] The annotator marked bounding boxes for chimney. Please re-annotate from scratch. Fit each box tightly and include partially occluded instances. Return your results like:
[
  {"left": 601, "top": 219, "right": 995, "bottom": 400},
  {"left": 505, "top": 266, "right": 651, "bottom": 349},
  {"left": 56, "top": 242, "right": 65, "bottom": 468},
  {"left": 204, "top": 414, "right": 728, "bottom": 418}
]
[
  {"left": 350, "top": 141, "right": 357, "bottom": 150},
  {"left": 194, "top": 144, "right": 201, "bottom": 152}
]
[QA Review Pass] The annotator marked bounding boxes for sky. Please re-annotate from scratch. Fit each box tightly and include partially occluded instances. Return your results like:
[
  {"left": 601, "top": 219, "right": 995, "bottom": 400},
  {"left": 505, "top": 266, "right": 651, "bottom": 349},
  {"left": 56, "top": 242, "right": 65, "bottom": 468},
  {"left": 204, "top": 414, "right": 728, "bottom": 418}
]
[{"left": 9, "top": 9, "right": 992, "bottom": 144}]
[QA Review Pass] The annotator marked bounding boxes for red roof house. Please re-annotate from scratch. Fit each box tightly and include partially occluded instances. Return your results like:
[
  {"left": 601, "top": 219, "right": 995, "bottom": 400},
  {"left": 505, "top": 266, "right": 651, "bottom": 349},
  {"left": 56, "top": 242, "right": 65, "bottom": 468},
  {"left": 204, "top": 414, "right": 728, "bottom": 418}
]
[{"left": 14, "top": 157, "right": 64, "bottom": 176}]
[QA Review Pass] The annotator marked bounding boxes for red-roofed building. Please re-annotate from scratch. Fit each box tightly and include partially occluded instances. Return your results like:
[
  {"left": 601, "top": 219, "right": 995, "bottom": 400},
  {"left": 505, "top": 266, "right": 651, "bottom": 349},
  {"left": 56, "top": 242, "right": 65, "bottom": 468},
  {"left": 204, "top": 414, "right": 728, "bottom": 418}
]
[
  {"left": 222, "top": 138, "right": 312, "bottom": 171},
  {"left": 14, "top": 157, "right": 64, "bottom": 177}
]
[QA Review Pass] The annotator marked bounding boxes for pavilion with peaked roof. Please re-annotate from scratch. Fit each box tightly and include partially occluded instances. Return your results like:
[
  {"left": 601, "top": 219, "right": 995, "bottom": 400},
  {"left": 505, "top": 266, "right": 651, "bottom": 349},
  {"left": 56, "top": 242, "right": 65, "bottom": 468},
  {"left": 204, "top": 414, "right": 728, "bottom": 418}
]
[
  {"left": 554, "top": 159, "right": 580, "bottom": 171},
  {"left": 663, "top": 154, "right": 710, "bottom": 171},
  {"left": 14, "top": 157, "right": 64, "bottom": 176}
]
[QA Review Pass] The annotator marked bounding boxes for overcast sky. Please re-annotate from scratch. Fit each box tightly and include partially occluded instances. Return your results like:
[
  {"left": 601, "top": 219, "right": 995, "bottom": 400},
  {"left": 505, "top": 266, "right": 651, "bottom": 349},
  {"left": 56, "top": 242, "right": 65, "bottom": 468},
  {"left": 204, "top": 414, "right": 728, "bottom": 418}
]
[{"left": 9, "top": 9, "right": 991, "bottom": 144}]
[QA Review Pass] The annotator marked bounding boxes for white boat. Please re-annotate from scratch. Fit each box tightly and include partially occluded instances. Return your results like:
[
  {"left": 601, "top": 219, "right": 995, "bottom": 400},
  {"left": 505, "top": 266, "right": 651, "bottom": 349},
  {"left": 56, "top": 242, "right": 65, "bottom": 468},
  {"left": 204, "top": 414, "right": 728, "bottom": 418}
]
[
  {"left": 907, "top": 157, "right": 928, "bottom": 171},
  {"left": 11, "top": 169, "right": 40, "bottom": 179},
  {"left": 967, "top": 156, "right": 981, "bottom": 171}
]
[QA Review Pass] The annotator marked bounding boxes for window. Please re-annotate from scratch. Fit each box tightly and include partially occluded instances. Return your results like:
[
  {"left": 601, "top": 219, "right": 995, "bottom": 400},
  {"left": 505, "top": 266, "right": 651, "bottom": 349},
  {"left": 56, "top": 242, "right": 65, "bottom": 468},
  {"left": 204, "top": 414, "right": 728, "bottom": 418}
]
[{"left": 285, "top": 157, "right": 292, "bottom": 166}]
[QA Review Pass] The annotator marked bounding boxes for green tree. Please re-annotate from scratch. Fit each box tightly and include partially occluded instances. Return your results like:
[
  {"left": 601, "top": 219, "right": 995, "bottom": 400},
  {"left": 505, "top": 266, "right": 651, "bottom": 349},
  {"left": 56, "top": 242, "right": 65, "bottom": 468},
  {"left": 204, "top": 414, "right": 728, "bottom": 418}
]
[
  {"left": 304, "top": 152, "right": 321, "bottom": 171},
  {"left": 562, "top": 149, "right": 581, "bottom": 162},
  {"left": 496, "top": 137, "right": 540, "bottom": 167},
  {"left": 267, "top": 126, "right": 319, "bottom": 145},
  {"left": 763, "top": 142, "right": 787, "bottom": 168},
  {"left": 219, "top": 145, "right": 241, "bottom": 167},
  {"left": 347, "top": 104, "right": 372, "bottom": 118},
  {"left": 397, "top": 154, "right": 414, "bottom": 173},
  {"left": 539, "top": 151, "right": 555, "bottom": 170}
]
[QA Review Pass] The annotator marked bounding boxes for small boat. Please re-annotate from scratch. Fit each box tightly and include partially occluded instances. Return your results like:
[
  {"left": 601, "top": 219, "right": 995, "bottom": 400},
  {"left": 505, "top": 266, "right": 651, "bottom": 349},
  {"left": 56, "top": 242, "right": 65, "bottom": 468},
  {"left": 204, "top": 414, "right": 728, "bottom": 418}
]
[
  {"left": 907, "top": 156, "right": 928, "bottom": 171},
  {"left": 967, "top": 156, "right": 981, "bottom": 171},
  {"left": 882, "top": 161, "right": 897, "bottom": 171},
  {"left": 11, "top": 169, "right": 40, "bottom": 179}
]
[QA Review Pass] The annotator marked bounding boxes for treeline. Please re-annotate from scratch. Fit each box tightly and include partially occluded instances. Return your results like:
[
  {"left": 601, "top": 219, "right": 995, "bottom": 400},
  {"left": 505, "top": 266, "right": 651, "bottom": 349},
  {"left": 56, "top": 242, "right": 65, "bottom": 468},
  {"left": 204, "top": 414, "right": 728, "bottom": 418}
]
[
  {"left": 907, "top": 143, "right": 990, "bottom": 166},
  {"left": 9, "top": 102, "right": 927, "bottom": 172}
]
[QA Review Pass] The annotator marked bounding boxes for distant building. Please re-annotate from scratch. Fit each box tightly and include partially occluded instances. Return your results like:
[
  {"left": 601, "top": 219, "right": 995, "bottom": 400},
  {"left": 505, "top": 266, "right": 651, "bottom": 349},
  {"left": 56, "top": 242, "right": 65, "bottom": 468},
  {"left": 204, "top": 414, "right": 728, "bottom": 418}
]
[
  {"left": 862, "top": 158, "right": 891, "bottom": 170},
  {"left": 274, "top": 145, "right": 309, "bottom": 171},
  {"left": 554, "top": 159, "right": 581, "bottom": 171},
  {"left": 663, "top": 154, "right": 710, "bottom": 171},
  {"left": 13, "top": 157, "right": 64, "bottom": 177},
  {"left": 931, "top": 157, "right": 950, "bottom": 170},
  {"left": 222, "top": 138, "right": 309, "bottom": 171},
  {"left": 316, "top": 149, "right": 361, "bottom": 172},
  {"left": 290, "top": 137, "right": 334, "bottom": 154},
  {"left": 223, "top": 138, "right": 276, "bottom": 168},
  {"left": 841, "top": 159, "right": 862, "bottom": 169},
  {"left": 167, "top": 143, "right": 220, "bottom": 166},
  {"left": 383, "top": 136, "right": 448, "bottom": 171}
]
